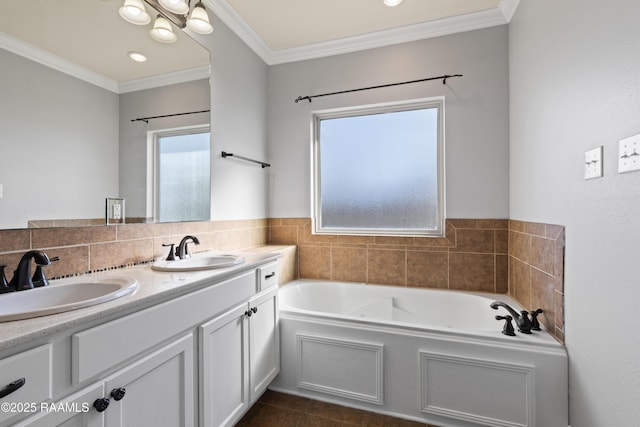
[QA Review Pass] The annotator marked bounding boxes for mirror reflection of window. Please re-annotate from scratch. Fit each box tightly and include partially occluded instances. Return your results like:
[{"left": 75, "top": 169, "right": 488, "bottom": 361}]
[{"left": 153, "top": 127, "right": 211, "bottom": 222}]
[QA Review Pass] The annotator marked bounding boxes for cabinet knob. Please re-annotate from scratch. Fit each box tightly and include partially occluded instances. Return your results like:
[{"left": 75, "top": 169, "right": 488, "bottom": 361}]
[
  {"left": 245, "top": 310, "right": 252, "bottom": 317},
  {"left": 110, "top": 387, "right": 126, "bottom": 401},
  {"left": 93, "top": 398, "right": 110, "bottom": 412},
  {"left": 251, "top": 307, "right": 258, "bottom": 314}
]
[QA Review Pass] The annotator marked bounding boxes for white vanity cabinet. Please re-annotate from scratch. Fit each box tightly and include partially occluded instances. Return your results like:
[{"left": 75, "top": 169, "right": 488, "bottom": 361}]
[
  {"left": 199, "top": 284, "right": 279, "bottom": 427},
  {"left": 0, "top": 257, "right": 280, "bottom": 427},
  {"left": 101, "top": 334, "right": 195, "bottom": 427}
]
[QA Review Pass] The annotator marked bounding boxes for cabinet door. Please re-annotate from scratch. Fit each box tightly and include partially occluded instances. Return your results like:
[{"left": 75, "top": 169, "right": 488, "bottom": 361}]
[
  {"left": 13, "top": 383, "right": 105, "bottom": 427},
  {"left": 103, "top": 334, "right": 195, "bottom": 427},
  {"left": 199, "top": 303, "right": 249, "bottom": 427},
  {"left": 248, "top": 286, "right": 280, "bottom": 403}
]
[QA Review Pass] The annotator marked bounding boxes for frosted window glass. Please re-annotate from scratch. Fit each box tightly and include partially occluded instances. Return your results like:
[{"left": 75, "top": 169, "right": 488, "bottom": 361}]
[
  {"left": 157, "top": 132, "right": 210, "bottom": 222},
  {"left": 315, "top": 103, "right": 442, "bottom": 235}
]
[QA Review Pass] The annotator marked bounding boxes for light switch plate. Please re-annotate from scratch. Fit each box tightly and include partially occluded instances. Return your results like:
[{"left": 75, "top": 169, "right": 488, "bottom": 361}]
[
  {"left": 618, "top": 134, "right": 640, "bottom": 173},
  {"left": 584, "top": 146, "right": 603, "bottom": 179}
]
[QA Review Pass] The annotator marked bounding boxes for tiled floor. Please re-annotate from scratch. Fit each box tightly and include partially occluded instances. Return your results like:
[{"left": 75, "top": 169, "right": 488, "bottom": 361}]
[{"left": 236, "top": 390, "right": 439, "bottom": 427}]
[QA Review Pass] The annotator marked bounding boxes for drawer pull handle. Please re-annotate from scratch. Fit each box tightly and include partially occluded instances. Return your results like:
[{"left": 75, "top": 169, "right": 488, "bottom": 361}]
[
  {"left": 0, "top": 378, "right": 25, "bottom": 399},
  {"left": 93, "top": 398, "right": 110, "bottom": 412},
  {"left": 110, "top": 387, "right": 126, "bottom": 401},
  {"left": 264, "top": 272, "right": 276, "bottom": 279}
]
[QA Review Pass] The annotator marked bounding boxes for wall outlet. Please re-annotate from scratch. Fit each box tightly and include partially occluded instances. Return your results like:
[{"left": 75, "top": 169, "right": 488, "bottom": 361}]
[
  {"left": 112, "top": 202, "right": 122, "bottom": 220},
  {"left": 106, "top": 198, "right": 125, "bottom": 225},
  {"left": 618, "top": 134, "right": 640, "bottom": 173},
  {"left": 584, "top": 146, "right": 603, "bottom": 179}
]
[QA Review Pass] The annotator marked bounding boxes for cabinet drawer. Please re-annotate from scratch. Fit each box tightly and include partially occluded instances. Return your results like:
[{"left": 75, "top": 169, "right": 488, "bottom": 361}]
[
  {"left": 257, "top": 262, "right": 279, "bottom": 291},
  {"left": 0, "top": 344, "right": 52, "bottom": 424},
  {"left": 72, "top": 270, "right": 255, "bottom": 383}
]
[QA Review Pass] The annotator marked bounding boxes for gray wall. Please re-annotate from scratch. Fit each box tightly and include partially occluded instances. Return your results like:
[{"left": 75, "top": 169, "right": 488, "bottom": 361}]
[
  {"left": 267, "top": 25, "right": 509, "bottom": 220},
  {"left": 0, "top": 49, "right": 119, "bottom": 229},
  {"left": 119, "top": 79, "right": 210, "bottom": 218},
  {"left": 509, "top": 1, "right": 640, "bottom": 425},
  {"left": 188, "top": 15, "right": 269, "bottom": 221}
]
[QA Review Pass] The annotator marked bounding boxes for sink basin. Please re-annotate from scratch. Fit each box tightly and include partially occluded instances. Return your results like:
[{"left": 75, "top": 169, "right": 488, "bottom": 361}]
[
  {"left": 0, "top": 276, "right": 138, "bottom": 322},
  {"left": 151, "top": 254, "right": 245, "bottom": 272}
]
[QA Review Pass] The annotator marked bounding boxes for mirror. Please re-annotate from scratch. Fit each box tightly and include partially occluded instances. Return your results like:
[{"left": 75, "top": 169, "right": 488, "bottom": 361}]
[{"left": 0, "top": 0, "right": 211, "bottom": 229}]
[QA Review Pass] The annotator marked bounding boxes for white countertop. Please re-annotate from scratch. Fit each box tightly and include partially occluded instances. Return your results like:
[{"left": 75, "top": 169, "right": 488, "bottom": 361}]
[{"left": 0, "top": 249, "right": 281, "bottom": 352}]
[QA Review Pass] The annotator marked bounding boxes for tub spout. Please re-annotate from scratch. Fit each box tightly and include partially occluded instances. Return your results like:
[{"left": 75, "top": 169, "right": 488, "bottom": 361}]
[{"left": 490, "top": 301, "right": 532, "bottom": 334}]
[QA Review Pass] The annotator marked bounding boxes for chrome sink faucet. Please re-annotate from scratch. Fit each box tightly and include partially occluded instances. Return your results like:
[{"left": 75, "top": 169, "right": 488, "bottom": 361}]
[
  {"left": 8, "top": 250, "right": 51, "bottom": 291},
  {"left": 176, "top": 235, "right": 200, "bottom": 259}
]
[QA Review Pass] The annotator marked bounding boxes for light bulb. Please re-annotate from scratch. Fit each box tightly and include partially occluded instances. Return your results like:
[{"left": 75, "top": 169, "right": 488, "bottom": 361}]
[
  {"left": 119, "top": 0, "right": 151, "bottom": 25},
  {"left": 159, "top": 0, "right": 189, "bottom": 15},
  {"left": 384, "top": 0, "right": 403, "bottom": 6},
  {"left": 186, "top": 2, "right": 213, "bottom": 34}
]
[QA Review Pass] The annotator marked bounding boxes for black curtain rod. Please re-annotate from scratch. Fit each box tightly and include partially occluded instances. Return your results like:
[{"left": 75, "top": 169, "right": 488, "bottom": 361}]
[
  {"left": 221, "top": 151, "right": 271, "bottom": 168},
  {"left": 294, "top": 74, "right": 463, "bottom": 103},
  {"left": 131, "top": 109, "right": 210, "bottom": 123}
]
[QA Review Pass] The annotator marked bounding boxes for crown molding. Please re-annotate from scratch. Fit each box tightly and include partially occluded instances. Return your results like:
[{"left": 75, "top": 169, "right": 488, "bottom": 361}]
[
  {"left": 499, "top": 0, "right": 521, "bottom": 22},
  {"left": 0, "top": 31, "right": 210, "bottom": 94},
  {"left": 210, "top": 0, "right": 520, "bottom": 65},
  {"left": 118, "top": 65, "right": 211, "bottom": 93},
  {"left": 0, "top": 32, "right": 119, "bottom": 92}
]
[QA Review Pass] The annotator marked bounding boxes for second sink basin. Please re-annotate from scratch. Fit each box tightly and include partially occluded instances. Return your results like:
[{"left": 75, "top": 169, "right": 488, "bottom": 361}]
[
  {"left": 151, "top": 254, "right": 245, "bottom": 272},
  {"left": 0, "top": 276, "right": 139, "bottom": 322}
]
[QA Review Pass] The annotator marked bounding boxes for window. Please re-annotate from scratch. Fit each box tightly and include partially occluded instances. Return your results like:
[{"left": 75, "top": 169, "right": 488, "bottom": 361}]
[
  {"left": 312, "top": 98, "right": 444, "bottom": 236},
  {"left": 150, "top": 126, "right": 211, "bottom": 222}
]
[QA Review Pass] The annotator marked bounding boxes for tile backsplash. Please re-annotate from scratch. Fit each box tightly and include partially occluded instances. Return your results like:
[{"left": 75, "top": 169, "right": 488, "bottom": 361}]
[
  {"left": 0, "top": 220, "right": 269, "bottom": 279},
  {"left": 269, "top": 217, "right": 565, "bottom": 342},
  {"left": 509, "top": 220, "right": 565, "bottom": 342},
  {"left": 0, "top": 217, "right": 564, "bottom": 342}
]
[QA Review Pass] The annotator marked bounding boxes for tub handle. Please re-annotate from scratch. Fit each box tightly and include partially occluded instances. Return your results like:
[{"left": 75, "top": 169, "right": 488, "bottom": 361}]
[
  {"left": 495, "top": 315, "right": 516, "bottom": 336},
  {"left": 529, "top": 309, "right": 544, "bottom": 331}
]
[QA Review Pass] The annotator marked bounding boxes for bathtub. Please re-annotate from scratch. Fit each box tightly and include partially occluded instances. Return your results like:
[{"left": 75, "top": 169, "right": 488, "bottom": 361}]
[{"left": 271, "top": 280, "right": 568, "bottom": 427}]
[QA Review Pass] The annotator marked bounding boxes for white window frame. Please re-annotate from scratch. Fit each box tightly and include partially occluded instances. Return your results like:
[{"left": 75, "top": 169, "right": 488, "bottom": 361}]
[
  {"left": 312, "top": 97, "right": 445, "bottom": 237},
  {"left": 146, "top": 124, "right": 211, "bottom": 222}
]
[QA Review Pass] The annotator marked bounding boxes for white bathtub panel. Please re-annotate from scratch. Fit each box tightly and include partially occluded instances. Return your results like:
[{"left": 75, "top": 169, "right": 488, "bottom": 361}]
[
  {"left": 419, "top": 351, "right": 534, "bottom": 427},
  {"left": 296, "top": 334, "right": 384, "bottom": 405}
]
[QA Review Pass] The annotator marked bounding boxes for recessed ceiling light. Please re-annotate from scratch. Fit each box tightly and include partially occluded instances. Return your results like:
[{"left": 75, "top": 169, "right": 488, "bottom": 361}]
[
  {"left": 127, "top": 51, "right": 148, "bottom": 62},
  {"left": 384, "top": 0, "right": 403, "bottom": 6}
]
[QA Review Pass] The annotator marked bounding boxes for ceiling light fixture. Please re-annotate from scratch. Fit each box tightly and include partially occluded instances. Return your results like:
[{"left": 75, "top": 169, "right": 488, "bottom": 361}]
[
  {"left": 384, "top": 0, "right": 403, "bottom": 6},
  {"left": 150, "top": 14, "right": 177, "bottom": 43},
  {"left": 119, "top": 0, "right": 151, "bottom": 25},
  {"left": 119, "top": 0, "right": 213, "bottom": 40},
  {"left": 186, "top": 1, "right": 213, "bottom": 35},
  {"left": 127, "top": 51, "right": 148, "bottom": 62}
]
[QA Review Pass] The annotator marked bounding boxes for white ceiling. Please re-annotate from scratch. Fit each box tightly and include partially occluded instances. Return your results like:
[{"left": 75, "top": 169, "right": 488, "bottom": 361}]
[
  {"left": 0, "top": 0, "right": 519, "bottom": 91},
  {"left": 210, "top": 0, "right": 520, "bottom": 64},
  {"left": 0, "top": 0, "right": 210, "bottom": 92}
]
